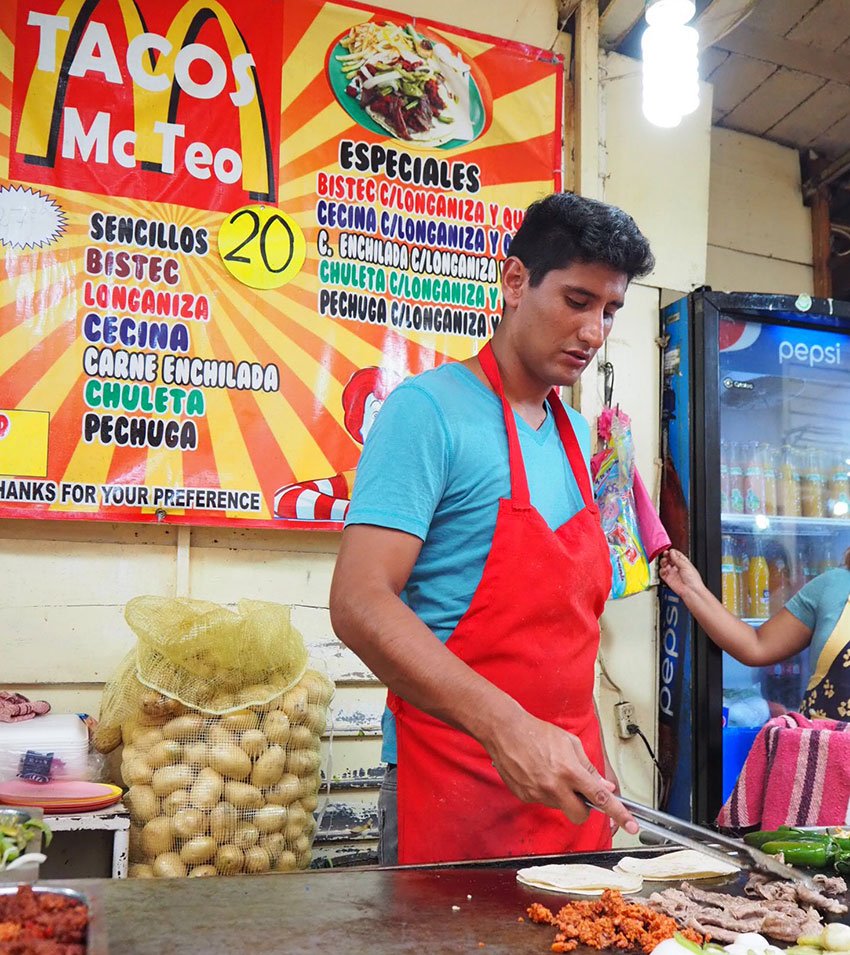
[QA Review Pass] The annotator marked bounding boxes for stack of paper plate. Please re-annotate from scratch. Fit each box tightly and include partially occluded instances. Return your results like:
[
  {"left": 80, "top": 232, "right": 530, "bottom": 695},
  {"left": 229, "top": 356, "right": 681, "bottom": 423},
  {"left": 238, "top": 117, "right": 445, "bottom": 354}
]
[{"left": 0, "top": 780, "right": 122, "bottom": 814}]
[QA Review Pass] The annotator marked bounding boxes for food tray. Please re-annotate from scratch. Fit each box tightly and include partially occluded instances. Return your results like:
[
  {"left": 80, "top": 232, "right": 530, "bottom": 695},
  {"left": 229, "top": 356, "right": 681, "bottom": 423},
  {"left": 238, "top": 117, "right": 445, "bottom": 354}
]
[{"left": 0, "top": 883, "right": 107, "bottom": 955}]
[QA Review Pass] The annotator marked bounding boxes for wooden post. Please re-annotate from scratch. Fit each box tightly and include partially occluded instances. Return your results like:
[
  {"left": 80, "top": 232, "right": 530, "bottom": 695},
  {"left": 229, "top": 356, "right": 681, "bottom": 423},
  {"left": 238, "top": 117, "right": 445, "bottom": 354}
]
[{"left": 811, "top": 186, "right": 832, "bottom": 298}]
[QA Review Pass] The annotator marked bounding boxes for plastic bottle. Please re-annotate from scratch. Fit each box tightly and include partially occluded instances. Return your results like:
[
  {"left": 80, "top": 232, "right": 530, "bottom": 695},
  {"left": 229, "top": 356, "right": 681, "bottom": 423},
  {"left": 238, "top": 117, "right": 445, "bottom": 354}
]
[
  {"left": 744, "top": 442, "right": 765, "bottom": 515},
  {"left": 776, "top": 446, "right": 802, "bottom": 518},
  {"left": 801, "top": 448, "right": 826, "bottom": 518},
  {"left": 721, "top": 535, "right": 742, "bottom": 616},
  {"left": 728, "top": 442, "right": 745, "bottom": 514},
  {"left": 767, "top": 546, "right": 792, "bottom": 614},
  {"left": 761, "top": 444, "right": 778, "bottom": 517},
  {"left": 720, "top": 441, "right": 731, "bottom": 514},
  {"left": 817, "top": 540, "right": 835, "bottom": 578},
  {"left": 739, "top": 541, "right": 751, "bottom": 616},
  {"left": 827, "top": 451, "right": 850, "bottom": 519},
  {"left": 794, "top": 542, "right": 816, "bottom": 592},
  {"left": 747, "top": 539, "right": 770, "bottom": 619}
]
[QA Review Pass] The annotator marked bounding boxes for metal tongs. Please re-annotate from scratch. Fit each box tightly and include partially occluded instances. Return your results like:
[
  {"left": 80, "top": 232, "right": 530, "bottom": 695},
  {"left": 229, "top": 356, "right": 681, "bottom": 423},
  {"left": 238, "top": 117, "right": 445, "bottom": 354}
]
[{"left": 620, "top": 797, "right": 818, "bottom": 889}]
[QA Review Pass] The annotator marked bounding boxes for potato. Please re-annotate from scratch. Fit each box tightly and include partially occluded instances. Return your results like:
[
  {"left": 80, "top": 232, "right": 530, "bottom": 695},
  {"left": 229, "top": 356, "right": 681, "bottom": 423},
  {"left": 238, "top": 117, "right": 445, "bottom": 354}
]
[
  {"left": 293, "top": 833, "right": 311, "bottom": 855},
  {"left": 286, "top": 749, "right": 321, "bottom": 776},
  {"left": 190, "top": 768, "right": 224, "bottom": 808},
  {"left": 251, "top": 745, "right": 286, "bottom": 788},
  {"left": 295, "top": 848, "right": 312, "bottom": 870},
  {"left": 141, "top": 691, "right": 185, "bottom": 722},
  {"left": 287, "top": 726, "right": 315, "bottom": 751},
  {"left": 282, "top": 686, "right": 309, "bottom": 721},
  {"left": 274, "top": 850, "right": 298, "bottom": 872},
  {"left": 162, "top": 789, "right": 191, "bottom": 816},
  {"left": 300, "top": 670, "right": 334, "bottom": 707},
  {"left": 152, "top": 764, "right": 193, "bottom": 796},
  {"left": 162, "top": 713, "right": 205, "bottom": 740},
  {"left": 254, "top": 804, "right": 287, "bottom": 834},
  {"left": 240, "top": 729, "right": 267, "bottom": 759},
  {"left": 233, "top": 822, "right": 260, "bottom": 849},
  {"left": 184, "top": 742, "right": 209, "bottom": 767},
  {"left": 221, "top": 709, "right": 259, "bottom": 731},
  {"left": 121, "top": 743, "right": 140, "bottom": 763},
  {"left": 133, "top": 727, "right": 165, "bottom": 752},
  {"left": 153, "top": 851, "right": 187, "bottom": 878},
  {"left": 123, "top": 756, "right": 154, "bottom": 787},
  {"left": 260, "top": 832, "right": 286, "bottom": 863},
  {"left": 141, "top": 816, "right": 173, "bottom": 857},
  {"left": 224, "top": 781, "right": 264, "bottom": 809},
  {"left": 301, "top": 704, "right": 328, "bottom": 737},
  {"left": 207, "top": 723, "right": 235, "bottom": 745},
  {"left": 263, "top": 711, "right": 290, "bottom": 745},
  {"left": 209, "top": 802, "right": 237, "bottom": 841},
  {"left": 147, "top": 740, "right": 183, "bottom": 769},
  {"left": 180, "top": 835, "right": 217, "bottom": 865},
  {"left": 243, "top": 846, "right": 271, "bottom": 873},
  {"left": 265, "top": 773, "right": 301, "bottom": 806},
  {"left": 126, "top": 785, "right": 159, "bottom": 824},
  {"left": 241, "top": 683, "right": 276, "bottom": 706},
  {"left": 188, "top": 865, "right": 217, "bottom": 878},
  {"left": 172, "top": 808, "right": 207, "bottom": 840},
  {"left": 93, "top": 723, "right": 122, "bottom": 754},
  {"left": 129, "top": 863, "right": 155, "bottom": 879},
  {"left": 208, "top": 742, "right": 252, "bottom": 780},
  {"left": 214, "top": 844, "right": 244, "bottom": 875},
  {"left": 299, "top": 793, "right": 319, "bottom": 814}
]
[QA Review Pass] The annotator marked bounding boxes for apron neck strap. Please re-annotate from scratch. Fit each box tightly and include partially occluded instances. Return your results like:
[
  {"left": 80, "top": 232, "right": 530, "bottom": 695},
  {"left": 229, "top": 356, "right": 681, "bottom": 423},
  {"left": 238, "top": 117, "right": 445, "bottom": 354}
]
[
  {"left": 478, "top": 342, "right": 530, "bottom": 506},
  {"left": 478, "top": 342, "right": 595, "bottom": 510}
]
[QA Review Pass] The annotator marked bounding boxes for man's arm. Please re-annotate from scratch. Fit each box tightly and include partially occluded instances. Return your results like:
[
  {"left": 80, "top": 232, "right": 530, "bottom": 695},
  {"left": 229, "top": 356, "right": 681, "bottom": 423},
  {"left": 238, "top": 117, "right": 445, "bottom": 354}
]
[{"left": 330, "top": 523, "right": 638, "bottom": 833}]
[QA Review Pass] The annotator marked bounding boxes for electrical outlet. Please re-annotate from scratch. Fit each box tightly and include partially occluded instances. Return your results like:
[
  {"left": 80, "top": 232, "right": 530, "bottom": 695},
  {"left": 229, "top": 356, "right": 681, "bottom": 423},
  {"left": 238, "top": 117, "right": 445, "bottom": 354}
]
[{"left": 614, "top": 701, "right": 636, "bottom": 739}]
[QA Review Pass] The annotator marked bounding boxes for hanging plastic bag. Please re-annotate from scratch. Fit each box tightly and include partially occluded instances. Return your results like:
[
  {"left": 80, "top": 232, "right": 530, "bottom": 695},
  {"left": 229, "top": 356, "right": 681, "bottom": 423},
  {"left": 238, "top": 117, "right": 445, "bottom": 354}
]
[{"left": 591, "top": 408, "right": 652, "bottom": 599}]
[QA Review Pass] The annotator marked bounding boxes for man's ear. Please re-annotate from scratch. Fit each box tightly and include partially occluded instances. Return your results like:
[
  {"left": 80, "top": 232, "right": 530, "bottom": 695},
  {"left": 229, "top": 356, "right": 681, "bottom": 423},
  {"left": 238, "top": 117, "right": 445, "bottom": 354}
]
[{"left": 501, "top": 256, "right": 526, "bottom": 310}]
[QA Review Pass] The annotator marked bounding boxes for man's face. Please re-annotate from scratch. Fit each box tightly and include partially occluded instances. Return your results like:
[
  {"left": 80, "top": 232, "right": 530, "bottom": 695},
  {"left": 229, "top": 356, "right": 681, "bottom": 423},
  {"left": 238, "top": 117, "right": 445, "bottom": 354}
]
[{"left": 502, "top": 258, "right": 628, "bottom": 388}]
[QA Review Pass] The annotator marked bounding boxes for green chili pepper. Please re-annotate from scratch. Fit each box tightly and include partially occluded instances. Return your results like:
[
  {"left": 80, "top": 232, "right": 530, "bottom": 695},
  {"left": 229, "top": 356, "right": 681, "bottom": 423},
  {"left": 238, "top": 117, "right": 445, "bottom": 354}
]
[
  {"left": 744, "top": 828, "right": 831, "bottom": 848},
  {"left": 834, "top": 849, "right": 850, "bottom": 876},
  {"left": 759, "top": 839, "right": 837, "bottom": 867}
]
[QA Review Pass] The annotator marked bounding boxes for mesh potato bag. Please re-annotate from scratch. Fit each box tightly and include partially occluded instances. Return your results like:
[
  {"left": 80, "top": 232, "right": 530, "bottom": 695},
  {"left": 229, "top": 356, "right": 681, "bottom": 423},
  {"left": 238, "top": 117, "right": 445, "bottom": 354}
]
[{"left": 94, "top": 596, "right": 334, "bottom": 878}]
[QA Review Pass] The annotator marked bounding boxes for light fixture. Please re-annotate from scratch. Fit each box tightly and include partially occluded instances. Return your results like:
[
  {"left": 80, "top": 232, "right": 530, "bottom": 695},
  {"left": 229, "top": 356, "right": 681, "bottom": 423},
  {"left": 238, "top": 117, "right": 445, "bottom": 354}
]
[{"left": 642, "top": 0, "right": 700, "bottom": 129}]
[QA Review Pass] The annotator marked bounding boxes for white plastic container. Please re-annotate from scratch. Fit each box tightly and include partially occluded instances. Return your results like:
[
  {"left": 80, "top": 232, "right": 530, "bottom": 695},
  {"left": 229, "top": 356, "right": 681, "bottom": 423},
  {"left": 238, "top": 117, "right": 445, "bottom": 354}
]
[{"left": 0, "top": 714, "right": 90, "bottom": 781}]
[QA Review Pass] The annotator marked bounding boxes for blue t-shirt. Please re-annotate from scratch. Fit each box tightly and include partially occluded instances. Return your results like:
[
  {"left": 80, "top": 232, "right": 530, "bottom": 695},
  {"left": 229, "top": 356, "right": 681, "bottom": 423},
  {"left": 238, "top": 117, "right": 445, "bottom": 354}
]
[
  {"left": 785, "top": 567, "right": 850, "bottom": 669},
  {"left": 344, "top": 362, "right": 592, "bottom": 762}
]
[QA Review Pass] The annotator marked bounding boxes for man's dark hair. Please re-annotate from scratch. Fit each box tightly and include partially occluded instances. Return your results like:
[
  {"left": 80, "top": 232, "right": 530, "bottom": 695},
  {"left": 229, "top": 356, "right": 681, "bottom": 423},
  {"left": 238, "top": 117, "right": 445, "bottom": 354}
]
[{"left": 508, "top": 192, "right": 655, "bottom": 286}]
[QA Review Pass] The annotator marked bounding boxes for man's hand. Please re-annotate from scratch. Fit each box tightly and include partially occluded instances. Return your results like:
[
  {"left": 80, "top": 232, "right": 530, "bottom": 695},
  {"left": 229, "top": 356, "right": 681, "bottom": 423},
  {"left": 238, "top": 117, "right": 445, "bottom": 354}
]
[{"left": 482, "top": 708, "right": 639, "bottom": 835}]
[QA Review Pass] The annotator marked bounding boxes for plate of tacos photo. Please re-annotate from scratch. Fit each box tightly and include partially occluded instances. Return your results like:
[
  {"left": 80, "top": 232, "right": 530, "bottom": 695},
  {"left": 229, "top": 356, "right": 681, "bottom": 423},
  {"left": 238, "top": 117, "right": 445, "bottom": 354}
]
[{"left": 326, "top": 20, "right": 491, "bottom": 149}]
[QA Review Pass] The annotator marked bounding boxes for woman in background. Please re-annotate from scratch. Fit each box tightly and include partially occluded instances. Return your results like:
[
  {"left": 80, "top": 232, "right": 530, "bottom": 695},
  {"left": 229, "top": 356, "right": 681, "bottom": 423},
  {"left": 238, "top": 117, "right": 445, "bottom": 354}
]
[{"left": 659, "top": 546, "right": 850, "bottom": 719}]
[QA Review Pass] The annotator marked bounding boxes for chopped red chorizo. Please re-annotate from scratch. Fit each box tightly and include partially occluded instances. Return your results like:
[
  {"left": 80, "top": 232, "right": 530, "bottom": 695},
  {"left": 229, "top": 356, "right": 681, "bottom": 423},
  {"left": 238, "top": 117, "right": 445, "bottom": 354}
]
[
  {"left": 526, "top": 889, "right": 705, "bottom": 954},
  {"left": 0, "top": 885, "right": 88, "bottom": 954}
]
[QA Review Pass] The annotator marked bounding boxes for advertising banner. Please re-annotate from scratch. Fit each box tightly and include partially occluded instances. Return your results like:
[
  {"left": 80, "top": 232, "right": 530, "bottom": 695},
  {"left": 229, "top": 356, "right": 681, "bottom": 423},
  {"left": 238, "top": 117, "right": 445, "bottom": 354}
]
[{"left": 0, "top": 0, "right": 563, "bottom": 528}]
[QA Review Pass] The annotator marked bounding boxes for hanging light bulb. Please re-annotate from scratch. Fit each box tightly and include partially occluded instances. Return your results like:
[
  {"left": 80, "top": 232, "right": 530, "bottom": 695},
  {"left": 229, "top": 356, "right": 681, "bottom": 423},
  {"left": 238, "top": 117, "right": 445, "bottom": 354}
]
[{"left": 642, "top": 0, "right": 700, "bottom": 128}]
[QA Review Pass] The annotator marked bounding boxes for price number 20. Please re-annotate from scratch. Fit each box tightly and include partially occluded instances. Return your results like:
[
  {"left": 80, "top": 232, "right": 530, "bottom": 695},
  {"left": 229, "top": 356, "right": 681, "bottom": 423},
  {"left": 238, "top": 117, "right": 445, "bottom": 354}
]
[{"left": 218, "top": 205, "right": 306, "bottom": 290}]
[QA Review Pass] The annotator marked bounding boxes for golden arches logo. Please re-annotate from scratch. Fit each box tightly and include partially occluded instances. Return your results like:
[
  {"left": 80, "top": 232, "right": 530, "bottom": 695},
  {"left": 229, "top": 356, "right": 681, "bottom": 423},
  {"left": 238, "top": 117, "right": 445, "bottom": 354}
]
[{"left": 17, "top": 0, "right": 275, "bottom": 200}]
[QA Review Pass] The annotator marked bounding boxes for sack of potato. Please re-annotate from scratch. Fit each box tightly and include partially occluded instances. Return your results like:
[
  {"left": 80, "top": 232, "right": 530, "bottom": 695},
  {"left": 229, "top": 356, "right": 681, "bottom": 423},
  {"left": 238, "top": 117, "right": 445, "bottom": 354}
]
[{"left": 93, "top": 596, "right": 333, "bottom": 878}]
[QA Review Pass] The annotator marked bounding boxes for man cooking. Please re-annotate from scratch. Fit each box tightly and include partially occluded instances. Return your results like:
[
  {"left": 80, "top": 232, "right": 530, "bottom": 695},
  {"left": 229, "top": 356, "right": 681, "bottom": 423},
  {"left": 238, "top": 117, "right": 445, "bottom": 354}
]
[{"left": 329, "top": 192, "right": 655, "bottom": 865}]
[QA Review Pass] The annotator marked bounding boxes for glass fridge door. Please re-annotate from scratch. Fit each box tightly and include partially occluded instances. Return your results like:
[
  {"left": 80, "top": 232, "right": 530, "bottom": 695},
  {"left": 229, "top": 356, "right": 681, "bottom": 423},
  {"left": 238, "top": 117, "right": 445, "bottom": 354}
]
[{"left": 717, "top": 317, "right": 850, "bottom": 801}]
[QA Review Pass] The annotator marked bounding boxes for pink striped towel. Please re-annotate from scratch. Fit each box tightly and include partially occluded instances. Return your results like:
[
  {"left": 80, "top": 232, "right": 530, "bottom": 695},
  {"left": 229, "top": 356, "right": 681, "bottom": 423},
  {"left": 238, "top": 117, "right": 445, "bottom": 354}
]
[{"left": 717, "top": 712, "right": 850, "bottom": 829}]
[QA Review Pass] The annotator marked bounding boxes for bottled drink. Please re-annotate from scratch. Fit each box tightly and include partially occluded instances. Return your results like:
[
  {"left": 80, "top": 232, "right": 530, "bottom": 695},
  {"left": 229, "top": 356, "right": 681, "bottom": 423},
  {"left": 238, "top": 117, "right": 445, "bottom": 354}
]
[
  {"left": 720, "top": 441, "right": 731, "bottom": 513},
  {"left": 744, "top": 442, "right": 765, "bottom": 515},
  {"left": 761, "top": 444, "right": 778, "bottom": 516},
  {"left": 721, "top": 535, "right": 742, "bottom": 616},
  {"left": 739, "top": 542, "right": 751, "bottom": 616},
  {"left": 817, "top": 540, "right": 835, "bottom": 578},
  {"left": 776, "top": 446, "right": 802, "bottom": 518},
  {"left": 801, "top": 448, "right": 826, "bottom": 518},
  {"left": 728, "top": 442, "right": 745, "bottom": 514},
  {"left": 747, "top": 539, "right": 770, "bottom": 619},
  {"left": 767, "top": 546, "right": 792, "bottom": 613},
  {"left": 794, "top": 543, "right": 816, "bottom": 592},
  {"left": 827, "top": 451, "right": 850, "bottom": 519}
]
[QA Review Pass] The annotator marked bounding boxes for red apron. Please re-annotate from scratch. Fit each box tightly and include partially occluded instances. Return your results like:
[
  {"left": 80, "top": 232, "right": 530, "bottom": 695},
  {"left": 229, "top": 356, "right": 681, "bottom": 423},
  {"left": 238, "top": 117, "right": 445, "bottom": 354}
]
[{"left": 388, "top": 342, "right": 614, "bottom": 864}]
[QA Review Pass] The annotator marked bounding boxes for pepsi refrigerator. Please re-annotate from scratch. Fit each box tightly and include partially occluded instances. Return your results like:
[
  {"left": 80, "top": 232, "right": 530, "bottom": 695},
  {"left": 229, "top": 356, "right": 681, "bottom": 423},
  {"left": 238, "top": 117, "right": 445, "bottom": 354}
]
[{"left": 659, "top": 289, "right": 850, "bottom": 825}]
